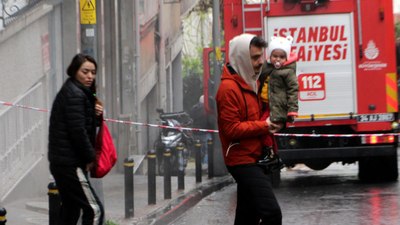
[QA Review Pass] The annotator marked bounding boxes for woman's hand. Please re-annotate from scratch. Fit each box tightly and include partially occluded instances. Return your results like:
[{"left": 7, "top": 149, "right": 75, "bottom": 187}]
[
  {"left": 95, "top": 103, "right": 103, "bottom": 116},
  {"left": 86, "top": 162, "right": 95, "bottom": 172},
  {"left": 266, "top": 117, "right": 283, "bottom": 133}
]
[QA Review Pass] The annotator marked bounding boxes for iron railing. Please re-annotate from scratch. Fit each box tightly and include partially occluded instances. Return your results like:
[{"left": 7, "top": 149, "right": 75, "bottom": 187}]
[{"left": 0, "top": 82, "right": 46, "bottom": 201}]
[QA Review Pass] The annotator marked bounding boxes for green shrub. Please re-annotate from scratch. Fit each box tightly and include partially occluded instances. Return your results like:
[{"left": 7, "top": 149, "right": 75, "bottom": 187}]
[{"left": 105, "top": 220, "right": 119, "bottom": 225}]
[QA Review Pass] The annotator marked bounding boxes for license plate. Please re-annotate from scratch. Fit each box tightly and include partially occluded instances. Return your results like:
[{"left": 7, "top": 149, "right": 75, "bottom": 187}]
[{"left": 357, "top": 113, "right": 394, "bottom": 122}]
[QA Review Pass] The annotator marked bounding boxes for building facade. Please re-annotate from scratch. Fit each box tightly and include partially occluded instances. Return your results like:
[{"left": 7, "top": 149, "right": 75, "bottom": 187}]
[{"left": 0, "top": 0, "right": 198, "bottom": 203}]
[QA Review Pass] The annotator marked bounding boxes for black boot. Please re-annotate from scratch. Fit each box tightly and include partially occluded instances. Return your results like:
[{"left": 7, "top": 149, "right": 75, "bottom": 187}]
[{"left": 258, "top": 154, "right": 284, "bottom": 171}]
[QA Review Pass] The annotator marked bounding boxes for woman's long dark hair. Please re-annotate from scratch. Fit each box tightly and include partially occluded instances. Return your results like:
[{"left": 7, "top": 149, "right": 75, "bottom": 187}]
[{"left": 66, "top": 53, "right": 98, "bottom": 95}]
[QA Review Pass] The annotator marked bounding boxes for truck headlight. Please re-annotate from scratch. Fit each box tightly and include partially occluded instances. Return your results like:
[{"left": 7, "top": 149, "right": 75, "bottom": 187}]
[{"left": 392, "top": 121, "right": 399, "bottom": 130}]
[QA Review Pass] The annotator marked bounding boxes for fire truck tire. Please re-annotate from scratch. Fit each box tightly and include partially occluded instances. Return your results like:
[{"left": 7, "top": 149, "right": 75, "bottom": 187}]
[
  {"left": 304, "top": 161, "right": 331, "bottom": 171},
  {"left": 358, "top": 155, "right": 398, "bottom": 182}
]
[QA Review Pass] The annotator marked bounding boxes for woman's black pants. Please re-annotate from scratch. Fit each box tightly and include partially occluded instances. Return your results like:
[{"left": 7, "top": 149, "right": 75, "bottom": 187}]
[{"left": 50, "top": 164, "right": 104, "bottom": 225}]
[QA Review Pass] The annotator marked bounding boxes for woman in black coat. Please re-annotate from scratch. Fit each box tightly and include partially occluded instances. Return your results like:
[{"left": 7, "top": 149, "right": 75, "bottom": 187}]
[{"left": 48, "top": 53, "right": 104, "bottom": 225}]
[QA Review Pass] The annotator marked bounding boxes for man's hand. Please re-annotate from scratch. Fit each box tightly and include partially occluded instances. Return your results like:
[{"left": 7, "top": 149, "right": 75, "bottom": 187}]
[
  {"left": 266, "top": 117, "right": 283, "bottom": 133},
  {"left": 287, "top": 115, "right": 295, "bottom": 123}
]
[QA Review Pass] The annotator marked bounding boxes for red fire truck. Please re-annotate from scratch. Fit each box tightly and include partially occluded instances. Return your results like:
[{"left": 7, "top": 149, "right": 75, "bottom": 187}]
[{"left": 203, "top": 0, "right": 399, "bottom": 183}]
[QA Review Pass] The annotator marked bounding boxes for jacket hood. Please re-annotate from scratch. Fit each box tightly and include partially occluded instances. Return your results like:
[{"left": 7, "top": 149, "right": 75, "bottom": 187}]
[
  {"left": 221, "top": 64, "right": 257, "bottom": 93},
  {"left": 229, "top": 33, "right": 260, "bottom": 93}
]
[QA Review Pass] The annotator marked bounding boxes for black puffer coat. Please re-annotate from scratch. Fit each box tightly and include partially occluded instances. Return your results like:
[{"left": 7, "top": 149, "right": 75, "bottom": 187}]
[{"left": 48, "top": 78, "right": 98, "bottom": 167}]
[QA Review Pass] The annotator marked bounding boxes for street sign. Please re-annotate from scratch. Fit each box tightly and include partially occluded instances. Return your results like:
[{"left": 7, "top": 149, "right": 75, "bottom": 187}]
[{"left": 80, "top": 0, "right": 96, "bottom": 24}]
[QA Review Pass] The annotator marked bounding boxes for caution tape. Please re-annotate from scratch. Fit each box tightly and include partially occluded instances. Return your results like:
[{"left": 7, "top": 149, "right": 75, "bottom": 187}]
[
  {"left": 274, "top": 133, "right": 398, "bottom": 137},
  {"left": 0, "top": 100, "right": 48, "bottom": 112},
  {"left": 0, "top": 100, "right": 218, "bottom": 133},
  {"left": 104, "top": 118, "right": 219, "bottom": 133},
  {"left": 1, "top": 100, "right": 399, "bottom": 137}
]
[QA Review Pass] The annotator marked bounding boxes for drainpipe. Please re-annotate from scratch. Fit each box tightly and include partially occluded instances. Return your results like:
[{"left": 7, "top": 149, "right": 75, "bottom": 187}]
[
  {"left": 0, "top": 1, "right": 4, "bottom": 31},
  {"left": 133, "top": 0, "right": 140, "bottom": 153},
  {"left": 212, "top": 0, "right": 227, "bottom": 176}
]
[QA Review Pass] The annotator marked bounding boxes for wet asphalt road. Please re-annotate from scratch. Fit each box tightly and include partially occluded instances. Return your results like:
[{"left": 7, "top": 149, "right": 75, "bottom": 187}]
[{"left": 170, "top": 163, "right": 400, "bottom": 225}]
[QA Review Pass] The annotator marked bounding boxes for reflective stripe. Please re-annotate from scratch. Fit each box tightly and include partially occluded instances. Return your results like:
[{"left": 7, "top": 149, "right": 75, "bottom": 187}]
[
  {"left": 148, "top": 154, "right": 156, "bottom": 158},
  {"left": 297, "top": 113, "right": 353, "bottom": 121},
  {"left": 386, "top": 73, "right": 398, "bottom": 112},
  {"left": 77, "top": 168, "right": 101, "bottom": 225},
  {"left": 124, "top": 162, "right": 135, "bottom": 167},
  {"left": 48, "top": 189, "right": 59, "bottom": 194}
]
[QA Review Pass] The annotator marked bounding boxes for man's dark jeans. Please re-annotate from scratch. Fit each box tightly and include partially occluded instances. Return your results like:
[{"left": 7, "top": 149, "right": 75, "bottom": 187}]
[{"left": 228, "top": 164, "right": 282, "bottom": 225}]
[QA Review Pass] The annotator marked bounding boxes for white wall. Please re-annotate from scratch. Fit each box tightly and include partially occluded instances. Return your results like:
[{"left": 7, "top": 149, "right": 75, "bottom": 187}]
[
  {"left": 0, "top": 2, "right": 63, "bottom": 203},
  {"left": 395, "top": 0, "right": 400, "bottom": 13}
]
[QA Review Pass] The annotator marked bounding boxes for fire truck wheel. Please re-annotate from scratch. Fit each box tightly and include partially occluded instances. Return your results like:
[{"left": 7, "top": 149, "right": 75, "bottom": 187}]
[
  {"left": 304, "top": 161, "right": 330, "bottom": 171},
  {"left": 358, "top": 155, "right": 399, "bottom": 182}
]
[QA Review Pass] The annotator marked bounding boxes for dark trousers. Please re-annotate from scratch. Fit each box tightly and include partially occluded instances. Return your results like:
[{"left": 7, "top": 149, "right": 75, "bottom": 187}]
[
  {"left": 228, "top": 164, "right": 282, "bottom": 225},
  {"left": 50, "top": 164, "right": 104, "bottom": 225}
]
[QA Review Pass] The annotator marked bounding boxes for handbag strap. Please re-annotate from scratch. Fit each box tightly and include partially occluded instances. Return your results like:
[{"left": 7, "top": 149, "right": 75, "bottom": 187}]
[{"left": 96, "top": 115, "right": 105, "bottom": 146}]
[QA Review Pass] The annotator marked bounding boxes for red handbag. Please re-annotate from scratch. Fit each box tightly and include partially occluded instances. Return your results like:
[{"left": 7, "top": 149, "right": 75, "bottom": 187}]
[{"left": 91, "top": 120, "right": 117, "bottom": 178}]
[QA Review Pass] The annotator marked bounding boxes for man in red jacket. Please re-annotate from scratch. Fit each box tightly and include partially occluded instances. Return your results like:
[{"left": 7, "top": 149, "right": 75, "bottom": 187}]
[{"left": 216, "top": 33, "right": 283, "bottom": 225}]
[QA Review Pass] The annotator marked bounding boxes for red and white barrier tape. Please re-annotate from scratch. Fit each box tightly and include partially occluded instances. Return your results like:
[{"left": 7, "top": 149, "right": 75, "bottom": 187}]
[
  {"left": 0, "top": 100, "right": 49, "bottom": 112},
  {"left": 274, "top": 133, "right": 398, "bottom": 137},
  {"left": 104, "top": 118, "right": 219, "bottom": 133},
  {"left": 0, "top": 100, "right": 218, "bottom": 133},
  {"left": 1, "top": 100, "right": 398, "bottom": 137}
]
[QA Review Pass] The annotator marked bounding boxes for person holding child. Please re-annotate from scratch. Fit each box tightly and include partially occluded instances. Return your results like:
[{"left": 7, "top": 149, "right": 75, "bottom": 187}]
[{"left": 216, "top": 33, "right": 283, "bottom": 225}]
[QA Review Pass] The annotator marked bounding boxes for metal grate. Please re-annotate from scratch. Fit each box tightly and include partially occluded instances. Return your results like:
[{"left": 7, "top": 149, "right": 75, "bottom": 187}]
[{"left": 0, "top": 0, "right": 43, "bottom": 28}]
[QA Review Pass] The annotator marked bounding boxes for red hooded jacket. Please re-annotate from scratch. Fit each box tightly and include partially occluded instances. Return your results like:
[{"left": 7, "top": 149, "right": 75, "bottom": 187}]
[{"left": 216, "top": 64, "right": 272, "bottom": 166}]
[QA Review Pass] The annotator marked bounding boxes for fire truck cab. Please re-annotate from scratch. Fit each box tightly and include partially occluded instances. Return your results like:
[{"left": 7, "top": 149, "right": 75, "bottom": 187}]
[{"left": 204, "top": 0, "right": 399, "bottom": 183}]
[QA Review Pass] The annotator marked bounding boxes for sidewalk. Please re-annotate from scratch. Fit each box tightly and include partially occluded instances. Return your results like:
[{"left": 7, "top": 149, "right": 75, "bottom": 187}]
[{"left": 3, "top": 163, "right": 234, "bottom": 225}]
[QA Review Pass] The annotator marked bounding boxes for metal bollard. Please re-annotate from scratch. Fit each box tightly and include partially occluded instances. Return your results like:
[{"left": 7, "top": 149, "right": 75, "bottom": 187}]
[
  {"left": 48, "top": 182, "right": 60, "bottom": 225},
  {"left": 195, "top": 139, "right": 202, "bottom": 183},
  {"left": 147, "top": 149, "right": 157, "bottom": 205},
  {"left": 176, "top": 142, "right": 185, "bottom": 190},
  {"left": 207, "top": 137, "right": 214, "bottom": 178},
  {"left": 164, "top": 148, "right": 172, "bottom": 199},
  {"left": 0, "top": 207, "right": 6, "bottom": 225},
  {"left": 124, "top": 156, "right": 135, "bottom": 218}
]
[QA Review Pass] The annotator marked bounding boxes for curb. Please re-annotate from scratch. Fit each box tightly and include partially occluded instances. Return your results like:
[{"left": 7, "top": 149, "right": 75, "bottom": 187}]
[
  {"left": 25, "top": 201, "right": 48, "bottom": 215},
  {"left": 23, "top": 175, "right": 235, "bottom": 225},
  {"left": 136, "top": 175, "right": 234, "bottom": 225}
]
